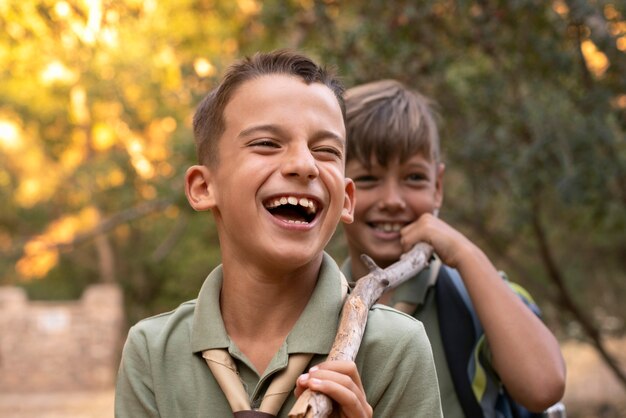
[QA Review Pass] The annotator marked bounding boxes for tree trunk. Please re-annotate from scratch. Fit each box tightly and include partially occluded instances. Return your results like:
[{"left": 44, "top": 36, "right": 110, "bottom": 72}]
[{"left": 530, "top": 199, "right": 626, "bottom": 390}]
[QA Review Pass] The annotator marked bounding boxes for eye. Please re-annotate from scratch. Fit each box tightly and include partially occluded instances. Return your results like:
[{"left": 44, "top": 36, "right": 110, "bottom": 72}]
[
  {"left": 352, "top": 175, "right": 380, "bottom": 189},
  {"left": 406, "top": 172, "right": 428, "bottom": 182},
  {"left": 404, "top": 172, "right": 431, "bottom": 188},
  {"left": 248, "top": 139, "right": 280, "bottom": 151},
  {"left": 313, "top": 146, "right": 343, "bottom": 159}
]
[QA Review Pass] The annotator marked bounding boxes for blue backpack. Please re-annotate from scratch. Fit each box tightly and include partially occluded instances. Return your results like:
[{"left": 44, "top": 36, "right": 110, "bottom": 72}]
[{"left": 435, "top": 266, "right": 544, "bottom": 418}]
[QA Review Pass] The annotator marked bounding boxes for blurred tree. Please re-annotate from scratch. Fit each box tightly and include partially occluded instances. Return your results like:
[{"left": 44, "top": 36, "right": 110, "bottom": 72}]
[
  {"left": 0, "top": 0, "right": 253, "bottom": 322},
  {"left": 239, "top": 0, "right": 626, "bottom": 386},
  {"left": 1, "top": 0, "right": 625, "bottom": 386}
]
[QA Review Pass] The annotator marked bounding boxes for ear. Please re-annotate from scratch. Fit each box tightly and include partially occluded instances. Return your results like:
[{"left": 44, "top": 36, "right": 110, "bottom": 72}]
[
  {"left": 185, "top": 165, "right": 216, "bottom": 211},
  {"left": 340, "top": 177, "right": 356, "bottom": 224},
  {"left": 434, "top": 162, "right": 445, "bottom": 211}
]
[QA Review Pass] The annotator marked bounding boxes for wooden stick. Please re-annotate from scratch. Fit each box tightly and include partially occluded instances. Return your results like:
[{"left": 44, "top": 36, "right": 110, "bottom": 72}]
[{"left": 288, "top": 243, "right": 434, "bottom": 418}]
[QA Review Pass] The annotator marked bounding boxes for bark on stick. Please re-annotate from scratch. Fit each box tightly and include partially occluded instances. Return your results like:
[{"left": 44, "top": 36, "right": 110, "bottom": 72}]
[{"left": 288, "top": 243, "right": 434, "bottom": 418}]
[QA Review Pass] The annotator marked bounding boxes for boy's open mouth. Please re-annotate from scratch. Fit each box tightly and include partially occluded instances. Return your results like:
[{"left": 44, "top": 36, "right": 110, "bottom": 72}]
[{"left": 264, "top": 195, "right": 320, "bottom": 224}]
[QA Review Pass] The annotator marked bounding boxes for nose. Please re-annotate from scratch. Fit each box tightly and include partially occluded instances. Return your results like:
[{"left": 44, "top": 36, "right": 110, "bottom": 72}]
[
  {"left": 378, "top": 180, "right": 406, "bottom": 212},
  {"left": 281, "top": 143, "right": 319, "bottom": 181}
]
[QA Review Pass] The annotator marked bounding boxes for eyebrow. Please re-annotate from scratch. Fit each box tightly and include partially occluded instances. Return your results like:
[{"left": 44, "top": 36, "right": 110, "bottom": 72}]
[
  {"left": 238, "top": 124, "right": 345, "bottom": 146},
  {"left": 238, "top": 124, "right": 285, "bottom": 139}
]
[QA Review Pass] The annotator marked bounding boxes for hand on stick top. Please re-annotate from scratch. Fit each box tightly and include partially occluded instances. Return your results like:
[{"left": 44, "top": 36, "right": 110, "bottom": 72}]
[{"left": 294, "top": 360, "right": 372, "bottom": 418}]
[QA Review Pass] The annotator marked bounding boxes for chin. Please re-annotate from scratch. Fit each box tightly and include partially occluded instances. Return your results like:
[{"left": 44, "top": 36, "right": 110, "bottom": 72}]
[{"left": 268, "top": 244, "right": 323, "bottom": 269}]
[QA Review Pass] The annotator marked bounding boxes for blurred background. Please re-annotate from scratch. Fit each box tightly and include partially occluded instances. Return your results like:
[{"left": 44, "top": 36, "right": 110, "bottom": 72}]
[{"left": 0, "top": 0, "right": 624, "bottom": 417}]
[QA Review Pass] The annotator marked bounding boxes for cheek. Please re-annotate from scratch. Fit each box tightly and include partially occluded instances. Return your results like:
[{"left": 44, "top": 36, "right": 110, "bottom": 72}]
[
  {"left": 353, "top": 202, "right": 369, "bottom": 220},
  {"left": 320, "top": 167, "right": 349, "bottom": 198},
  {"left": 405, "top": 194, "right": 436, "bottom": 214},
  {"left": 342, "top": 222, "right": 363, "bottom": 244},
  {"left": 353, "top": 190, "right": 377, "bottom": 214}
]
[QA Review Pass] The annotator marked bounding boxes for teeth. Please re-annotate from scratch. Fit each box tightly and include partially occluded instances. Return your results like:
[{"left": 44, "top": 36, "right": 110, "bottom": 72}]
[
  {"left": 298, "top": 197, "right": 317, "bottom": 214},
  {"left": 376, "top": 223, "right": 403, "bottom": 232},
  {"left": 306, "top": 202, "right": 316, "bottom": 214},
  {"left": 264, "top": 195, "right": 318, "bottom": 214}
]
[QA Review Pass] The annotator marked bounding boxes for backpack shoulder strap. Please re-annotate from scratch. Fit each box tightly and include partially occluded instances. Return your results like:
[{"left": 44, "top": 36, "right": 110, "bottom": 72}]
[{"left": 436, "top": 266, "right": 484, "bottom": 418}]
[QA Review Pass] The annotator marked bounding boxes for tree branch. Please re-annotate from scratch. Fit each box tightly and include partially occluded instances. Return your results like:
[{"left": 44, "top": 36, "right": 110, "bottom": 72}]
[
  {"left": 3, "top": 199, "right": 175, "bottom": 259},
  {"left": 288, "top": 243, "right": 434, "bottom": 418},
  {"left": 150, "top": 213, "right": 189, "bottom": 263}
]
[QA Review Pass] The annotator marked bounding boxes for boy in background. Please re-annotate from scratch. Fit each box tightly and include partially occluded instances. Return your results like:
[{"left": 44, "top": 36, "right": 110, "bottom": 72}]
[
  {"left": 342, "top": 79, "right": 565, "bottom": 417},
  {"left": 115, "top": 53, "right": 443, "bottom": 417}
]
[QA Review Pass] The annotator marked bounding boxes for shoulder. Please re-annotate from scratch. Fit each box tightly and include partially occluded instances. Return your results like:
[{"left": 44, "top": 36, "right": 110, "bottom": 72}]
[
  {"left": 116, "top": 300, "right": 204, "bottom": 416},
  {"left": 368, "top": 303, "right": 424, "bottom": 330},
  {"left": 125, "top": 299, "right": 197, "bottom": 349},
  {"left": 357, "top": 305, "right": 442, "bottom": 417},
  {"left": 361, "top": 304, "right": 430, "bottom": 354}
]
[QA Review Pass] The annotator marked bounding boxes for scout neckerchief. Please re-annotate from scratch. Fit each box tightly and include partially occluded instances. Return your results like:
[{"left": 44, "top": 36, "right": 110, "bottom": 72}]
[{"left": 203, "top": 274, "right": 350, "bottom": 417}]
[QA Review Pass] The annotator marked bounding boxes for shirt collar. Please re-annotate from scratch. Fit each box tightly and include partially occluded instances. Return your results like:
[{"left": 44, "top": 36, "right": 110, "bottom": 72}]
[{"left": 191, "top": 252, "right": 344, "bottom": 355}]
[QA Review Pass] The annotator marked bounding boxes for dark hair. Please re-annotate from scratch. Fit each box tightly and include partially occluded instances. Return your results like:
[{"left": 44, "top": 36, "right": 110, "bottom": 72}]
[
  {"left": 344, "top": 79, "right": 440, "bottom": 168},
  {"left": 192, "top": 49, "right": 345, "bottom": 166}
]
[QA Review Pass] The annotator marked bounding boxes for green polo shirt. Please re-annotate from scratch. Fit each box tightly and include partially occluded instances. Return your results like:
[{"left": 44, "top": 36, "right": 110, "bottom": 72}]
[
  {"left": 342, "top": 258, "right": 464, "bottom": 418},
  {"left": 115, "top": 253, "right": 443, "bottom": 417}
]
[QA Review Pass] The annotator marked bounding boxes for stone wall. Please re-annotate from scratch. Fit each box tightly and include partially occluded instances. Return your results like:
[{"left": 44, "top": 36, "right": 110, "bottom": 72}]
[{"left": 0, "top": 284, "right": 124, "bottom": 392}]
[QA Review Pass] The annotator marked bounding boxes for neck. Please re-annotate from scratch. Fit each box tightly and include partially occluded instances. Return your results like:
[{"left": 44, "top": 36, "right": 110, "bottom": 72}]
[
  {"left": 350, "top": 256, "right": 369, "bottom": 281},
  {"left": 219, "top": 253, "right": 322, "bottom": 374}
]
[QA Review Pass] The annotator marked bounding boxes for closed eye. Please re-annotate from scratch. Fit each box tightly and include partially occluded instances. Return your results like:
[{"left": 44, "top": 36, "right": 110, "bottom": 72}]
[
  {"left": 313, "top": 146, "right": 343, "bottom": 159},
  {"left": 353, "top": 175, "right": 380, "bottom": 188},
  {"left": 248, "top": 139, "right": 280, "bottom": 149}
]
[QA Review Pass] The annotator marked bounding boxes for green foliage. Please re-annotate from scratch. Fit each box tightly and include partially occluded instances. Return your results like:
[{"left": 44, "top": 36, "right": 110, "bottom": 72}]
[
  {"left": 246, "top": 0, "right": 626, "bottom": 332},
  {"left": 1, "top": 0, "right": 624, "bottom": 335}
]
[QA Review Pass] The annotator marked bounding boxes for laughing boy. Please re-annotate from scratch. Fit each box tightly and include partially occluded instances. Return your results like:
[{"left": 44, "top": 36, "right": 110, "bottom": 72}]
[{"left": 115, "top": 51, "right": 443, "bottom": 418}]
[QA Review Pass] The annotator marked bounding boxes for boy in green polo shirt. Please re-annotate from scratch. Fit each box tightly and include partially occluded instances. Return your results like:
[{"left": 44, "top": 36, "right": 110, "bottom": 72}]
[
  {"left": 341, "top": 79, "right": 566, "bottom": 417},
  {"left": 115, "top": 52, "right": 443, "bottom": 417}
]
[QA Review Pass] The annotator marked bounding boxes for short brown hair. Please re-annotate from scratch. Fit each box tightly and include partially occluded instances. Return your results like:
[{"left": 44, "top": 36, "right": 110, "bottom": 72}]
[
  {"left": 344, "top": 79, "right": 440, "bottom": 167},
  {"left": 192, "top": 49, "right": 345, "bottom": 166}
]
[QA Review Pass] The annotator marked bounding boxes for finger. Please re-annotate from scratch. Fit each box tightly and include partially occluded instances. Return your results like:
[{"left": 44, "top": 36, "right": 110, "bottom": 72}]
[
  {"left": 400, "top": 219, "right": 428, "bottom": 252},
  {"left": 305, "top": 362, "right": 370, "bottom": 417},
  {"left": 304, "top": 375, "right": 371, "bottom": 418},
  {"left": 294, "top": 372, "right": 310, "bottom": 398},
  {"left": 296, "top": 367, "right": 356, "bottom": 398},
  {"left": 309, "top": 361, "right": 365, "bottom": 393}
]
